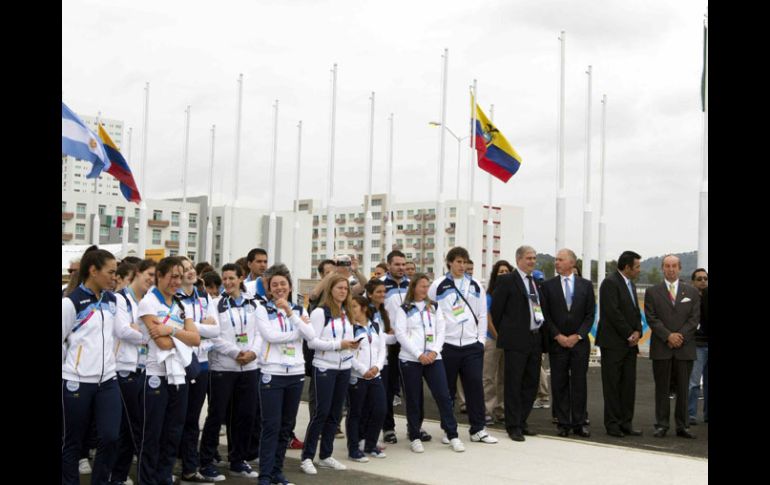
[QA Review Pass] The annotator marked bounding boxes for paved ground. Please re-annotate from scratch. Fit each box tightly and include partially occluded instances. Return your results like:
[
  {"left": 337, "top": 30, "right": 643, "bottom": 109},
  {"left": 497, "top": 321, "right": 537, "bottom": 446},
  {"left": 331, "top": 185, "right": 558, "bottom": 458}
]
[{"left": 81, "top": 356, "right": 707, "bottom": 484}]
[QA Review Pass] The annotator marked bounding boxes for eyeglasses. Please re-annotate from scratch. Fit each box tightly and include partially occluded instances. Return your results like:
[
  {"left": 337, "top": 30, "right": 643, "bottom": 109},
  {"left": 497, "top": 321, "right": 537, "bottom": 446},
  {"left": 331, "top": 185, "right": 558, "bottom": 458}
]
[{"left": 694, "top": 277, "right": 708, "bottom": 282}]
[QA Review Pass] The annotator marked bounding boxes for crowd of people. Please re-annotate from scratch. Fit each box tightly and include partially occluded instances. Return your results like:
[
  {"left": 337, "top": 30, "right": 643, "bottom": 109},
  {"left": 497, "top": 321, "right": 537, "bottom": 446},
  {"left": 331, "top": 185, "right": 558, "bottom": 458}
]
[{"left": 62, "top": 244, "right": 708, "bottom": 485}]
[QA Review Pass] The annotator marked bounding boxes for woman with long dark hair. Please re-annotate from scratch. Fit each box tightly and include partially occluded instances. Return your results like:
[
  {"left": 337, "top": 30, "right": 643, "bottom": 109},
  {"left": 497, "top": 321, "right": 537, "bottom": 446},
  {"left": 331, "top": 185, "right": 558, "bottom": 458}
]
[{"left": 483, "top": 260, "right": 514, "bottom": 424}]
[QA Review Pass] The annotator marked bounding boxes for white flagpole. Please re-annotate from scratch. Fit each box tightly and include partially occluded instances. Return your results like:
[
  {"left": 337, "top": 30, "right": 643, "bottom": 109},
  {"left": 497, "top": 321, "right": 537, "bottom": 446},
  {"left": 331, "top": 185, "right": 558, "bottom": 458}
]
[
  {"left": 268, "top": 100, "right": 279, "bottom": 267},
  {"left": 180, "top": 105, "right": 191, "bottom": 259},
  {"left": 436, "top": 49, "right": 448, "bottom": 276},
  {"left": 91, "top": 111, "right": 102, "bottom": 246},
  {"left": 485, "top": 104, "right": 495, "bottom": 283},
  {"left": 385, "top": 113, "right": 394, "bottom": 255},
  {"left": 597, "top": 95, "right": 608, "bottom": 289},
  {"left": 292, "top": 120, "right": 302, "bottom": 302},
  {"left": 467, "top": 80, "right": 478, "bottom": 263},
  {"left": 139, "top": 83, "right": 150, "bottom": 258},
  {"left": 697, "top": 18, "right": 708, "bottom": 270},
  {"left": 364, "top": 92, "right": 376, "bottom": 278},
  {"left": 121, "top": 127, "right": 132, "bottom": 257},
  {"left": 326, "top": 64, "right": 338, "bottom": 260},
  {"left": 556, "top": 31, "right": 567, "bottom": 254},
  {"left": 228, "top": 73, "right": 244, "bottom": 264},
  {"left": 205, "top": 125, "right": 216, "bottom": 264},
  {"left": 581, "top": 66, "right": 593, "bottom": 281}
]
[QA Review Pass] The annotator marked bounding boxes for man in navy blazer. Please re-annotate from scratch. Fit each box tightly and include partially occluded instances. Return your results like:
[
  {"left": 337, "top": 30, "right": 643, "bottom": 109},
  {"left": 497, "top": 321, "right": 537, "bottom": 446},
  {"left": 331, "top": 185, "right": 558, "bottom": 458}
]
[
  {"left": 595, "top": 251, "right": 643, "bottom": 438},
  {"left": 541, "top": 249, "right": 595, "bottom": 438},
  {"left": 490, "top": 246, "right": 547, "bottom": 442}
]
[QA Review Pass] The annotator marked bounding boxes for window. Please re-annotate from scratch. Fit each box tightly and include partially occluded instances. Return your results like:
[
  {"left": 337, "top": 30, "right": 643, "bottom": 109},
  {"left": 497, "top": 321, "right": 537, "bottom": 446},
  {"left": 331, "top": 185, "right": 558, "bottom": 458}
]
[
  {"left": 373, "top": 225, "right": 381, "bottom": 233},
  {"left": 371, "top": 253, "right": 380, "bottom": 262},
  {"left": 76, "top": 203, "right": 86, "bottom": 219},
  {"left": 171, "top": 231, "right": 179, "bottom": 242},
  {"left": 428, "top": 223, "right": 435, "bottom": 230},
  {"left": 75, "top": 224, "right": 86, "bottom": 240},
  {"left": 152, "top": 230, "right": 161, "bottom": 245},
  {"left": 428, "top": 208, "right": 435, "bottom": 215},
  {"left": 116, "top": 206, "right": 125, "bottom": 218},
  {"left": 153, "top": 210, "right": 163, "bottom": 221},
  {"left": 214, "top": 254, "right": 221, "bottom": 267},
  {"left": 131, "top": 227, "right": 139, "bottom": 242},
  {"left": 372, "top": 199, "right": 382, "bottom": 206},
  {"left": 98, "top": 205, "right": 106, "bottom": 216},
  {"left": 321, "top": 242, "right": 327, "bottom": 249},
  {"left": 397, "top": 239, "right": 403, "bottom": 246},
  {"left": 188, "top": 232, "right": 197, "bottom": 246},
  {"left": 372, "top": 239, "right": 380, "bottom": 248},
  {"left": 134, "top": 208, "right": 140, "bottom": 218},
  {"left": 397, "top": 211, "right": 404, "bottom": 219},
  {"left": 372, "top": 212, "right": 381, "bottom": 220},
  {"left": 169, "top": 250, "right": 178, "bottom": 256},
  {"left": 61, "top": 201, "right": 66, "bottom": 211},
  {"left": 450, "top": 207, "right": 457, "bottom": 217},
  {"left": 171, "top": 212, "right": 180, "bottom": 227},
  {"left": 449, "top": 237, "right": 455, "bottom": 246},
  {"left": 397, "top": 225, "right": 403, "bottom": 230},
  {"left": 188, "top": 252, "right": 196, "bottom": 262},
  {"left": 407, "top": 224, "right": 414, "bottom": 230},
  {"left": 215, "top": 235, "right": 221, "bottom": 249},
  {"left": 313, "top": 216, "right": 319, "bottom": 224},
  {"left": 407, "top": 210, "right": 414, "bottom": 217},
  {"left": 321, "top": 229, "right": 327, "bottom": 237},
  {"left": 62, "top": 222, "right": 66, "bottom": 232},
  {"left": 189, "top": 213, "right": 197, "bottom": 226},
  {"left": 216, "top": 216, "right": 222, "bottom": 231},
  {"left": 322, "top": 215, "right": 327, "bottom": 223},
  {"left": 299, "top": 202, "right": 309, "bottom": 211},
  {"left": 100, "top": 226, "right": 109, "bottom": 237}
]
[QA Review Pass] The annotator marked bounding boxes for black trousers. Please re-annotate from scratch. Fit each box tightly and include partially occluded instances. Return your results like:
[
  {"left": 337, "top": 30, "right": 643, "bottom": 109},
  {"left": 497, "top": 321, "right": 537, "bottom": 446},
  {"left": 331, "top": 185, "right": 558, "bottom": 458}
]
[
  {"left": 599, "top": 346, "right": 637, "bottom": 433},
  {"left": 653, "top": 358, "right": 694, "bottom": 431},
  {"left": 503, "top": 331, "right": 542, "bottom": 433},
  {"left": 549, "top": 339, "right": 590, "bottom": 430}
]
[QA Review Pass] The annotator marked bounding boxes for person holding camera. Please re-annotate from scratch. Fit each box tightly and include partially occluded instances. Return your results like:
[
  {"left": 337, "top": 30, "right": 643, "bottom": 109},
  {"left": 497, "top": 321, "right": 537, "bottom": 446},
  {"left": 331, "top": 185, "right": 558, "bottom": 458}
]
[{"left": 334, "top": 254, "right": 367, "bottom": 296}]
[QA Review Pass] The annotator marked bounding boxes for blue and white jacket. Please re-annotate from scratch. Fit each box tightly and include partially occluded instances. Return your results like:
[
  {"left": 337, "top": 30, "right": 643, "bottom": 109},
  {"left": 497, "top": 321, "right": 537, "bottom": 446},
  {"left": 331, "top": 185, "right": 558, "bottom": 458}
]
[
  {"left": 308, "top": 306, "right": 356, "bottom": 371},
  {"left": 428, "top": 273, "right": 487, "bottom": 347},
  {"left": 257, "top": 302, "right": 316, "bottom": 376},
  {"left": 62, "top": 284, "right": 118, "bottom": 384},
  {"left": 380, "top": 273, "right": 410, "bottom": 325},
  {"left": 177, "top": 287, "right": 221, "bottom": 364},
  {"left": 395, "top": 300, "right": 446, "bottom": 363},
  {"left": 350, "top": 319, "right": 387, "bottom": 379},
  {"left": 209, "top": 294, "right": 263, "bottom": 373},
  {"left": 113, "top": 287, "right": 147, "bottom": 373}
]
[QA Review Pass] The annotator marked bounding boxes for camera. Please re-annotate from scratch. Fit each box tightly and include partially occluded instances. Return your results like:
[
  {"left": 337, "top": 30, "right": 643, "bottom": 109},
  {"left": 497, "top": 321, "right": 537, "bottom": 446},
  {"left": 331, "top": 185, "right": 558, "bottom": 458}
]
[{"left": 335, "top": 255, "right": 352, "bottom": 267}]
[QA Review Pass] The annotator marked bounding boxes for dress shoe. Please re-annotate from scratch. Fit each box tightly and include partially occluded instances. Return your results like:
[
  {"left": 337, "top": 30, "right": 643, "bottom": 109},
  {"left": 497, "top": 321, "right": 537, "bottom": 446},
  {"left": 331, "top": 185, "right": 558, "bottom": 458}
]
[
  {"left": 574, "top": 426, "right": 591, "bottom": 438},
  {"left": 676, "top": 429, "right": 697, "bottom": 439},
  {"left": 557, "top": 428, "right": 569, "bottom": 437},
  {"left": 606, "top": 429, "right": 625, "bottom": 438},
  {"left": 653, "top": 428, "right": 667, "bottom": 438},
  {"left": 508, "top": 430, "right": 525, "bottom": 442},
  {"left": 522, "top": 428, "right": 537, "bottom": 436},
  {"left": 620, "top": 428, "right": 642, "bottom": 436}
]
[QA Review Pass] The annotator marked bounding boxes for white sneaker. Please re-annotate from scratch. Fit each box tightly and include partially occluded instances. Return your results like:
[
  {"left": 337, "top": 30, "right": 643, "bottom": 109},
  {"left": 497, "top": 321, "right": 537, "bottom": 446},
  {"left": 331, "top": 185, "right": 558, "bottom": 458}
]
[
  {"left": 376, "top": 440, "right": 387, "bottom": 450},
  {"left": 368, "top": 449, "right": 387, "bottom": 459},
  {"left": 410, "top": 439, "right": 425, "bottom": 453},
  {"left": 449, "top": 437, "right": 466, "bottom": 452},
  {"left": 219, "top": 425, "right": 226, "bottom": 436},
  {"left": 124, "top": 478, "right": 134, "bottom": 485},
  {"left": 318, "top": 456, "right": 347, "bottom": 470},
  {"left": 348, "top": 453, "right": 370, "bottom": 463},
  {"left": 78, "top": 458, "right": 92, "bottom": 475},
  {"left": 441, "top": 435, "right": 450, "bottom": 444},
  {"left": 300, "top": 458, "right": 317, "bottom": 475},
  {"left": 470, "top": 429, "right": 499, "bottom": 444}
]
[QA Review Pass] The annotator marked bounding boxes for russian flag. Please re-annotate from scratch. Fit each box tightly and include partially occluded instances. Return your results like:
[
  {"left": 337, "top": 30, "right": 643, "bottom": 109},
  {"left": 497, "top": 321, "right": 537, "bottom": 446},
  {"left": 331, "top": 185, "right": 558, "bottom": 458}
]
[
  {"left": 473, "top": 103, "right": 522, "bottom": 183},
  {"left": 98, "top": 124, "right": 142, "bottom": 203}
]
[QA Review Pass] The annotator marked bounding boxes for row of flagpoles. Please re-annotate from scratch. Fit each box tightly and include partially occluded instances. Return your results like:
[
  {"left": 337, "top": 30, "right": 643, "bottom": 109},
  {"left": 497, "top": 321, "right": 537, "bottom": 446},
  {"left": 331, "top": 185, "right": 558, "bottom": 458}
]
[{"left": 62, "top": 20, "right": 707, "bottom": 282}]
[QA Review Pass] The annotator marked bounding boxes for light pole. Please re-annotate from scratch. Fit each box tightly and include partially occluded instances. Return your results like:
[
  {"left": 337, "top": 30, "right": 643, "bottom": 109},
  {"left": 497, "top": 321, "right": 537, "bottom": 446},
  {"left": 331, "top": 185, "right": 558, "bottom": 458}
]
[{"left": 429, "top": 121, "right": 469, "bottom": 247}]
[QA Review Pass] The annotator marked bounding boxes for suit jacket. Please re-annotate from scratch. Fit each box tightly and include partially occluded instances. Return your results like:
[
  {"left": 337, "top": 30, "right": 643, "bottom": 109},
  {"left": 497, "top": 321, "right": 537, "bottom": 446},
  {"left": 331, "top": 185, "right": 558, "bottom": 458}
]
[
  {"left": 595, "top": 271, "right": 643, "bottom": 352},
  {"left": 490, "top": 271, "right": 547, "bottom": 352},
  {"left": 541, "top": 274, "right": 596, "bottom": 354},
  {"left": 644, "top": 280, "right": 701, "bottom": 360}
]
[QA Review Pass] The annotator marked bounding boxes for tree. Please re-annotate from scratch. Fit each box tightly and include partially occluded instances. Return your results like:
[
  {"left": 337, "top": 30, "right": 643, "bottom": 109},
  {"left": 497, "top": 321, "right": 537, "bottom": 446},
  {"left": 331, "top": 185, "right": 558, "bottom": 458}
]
[{"left": 647, "top": 267, "right": 663, "bottom": 285}]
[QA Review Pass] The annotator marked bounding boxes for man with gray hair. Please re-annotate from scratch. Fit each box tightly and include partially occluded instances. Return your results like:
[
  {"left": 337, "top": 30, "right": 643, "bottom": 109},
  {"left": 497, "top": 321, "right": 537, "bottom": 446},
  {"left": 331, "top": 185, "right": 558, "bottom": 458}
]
[
  {"left": 540, "top": 249, "right": 595, "bottom": 437},
  {"left": 644, "top": 255, "right": 700, "bottom": 439},
  {"left": 490, "top": 245, "right": 546, "bottom": 442}
]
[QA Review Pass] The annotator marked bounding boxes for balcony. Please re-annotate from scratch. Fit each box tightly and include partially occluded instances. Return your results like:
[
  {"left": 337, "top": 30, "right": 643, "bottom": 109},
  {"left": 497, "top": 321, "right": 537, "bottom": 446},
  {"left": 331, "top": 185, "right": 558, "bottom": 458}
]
[
  {"left": 62, "top": 232, "right": 73, "bottom": 241},
  {"left": 352, "top": 243, "right": 363, "bottom": 250},
  {"left": 445, "top": 227, "right": 455, "bottom": 234},
  {"left": 415, "top": 213, "right": 423, "bottom": 220},
  {"left": 413, "top": 242, "right": 421, "bottom": 249},
  {"left": 62, "top": 212, "right": 74, "bottom": 221},
  {"left": 335, "top": 218, "right": 346, "bottom": 224},
  {"left": 148, "top": 219, "right": 170, "bottom": 228},
  {"left": 422, "top": 257, "right": 434, "bottom": 264},
  {"left": 165, "top": 240, "right": 180, "bottom": 249},
  {"left": 403, "top": 229, "right": 421, "bottom": 235},
  {"left": 313, "top": 220, "right": 319, "bottom": 226},
  {"left": 344, "top": 231, "right": 363, "bottom": 237},
  {"left": 423, "top": 229, "right": 435, "bottom": 235},
  {"left": 354, "top": 217, "right": 364, "bottom": 224},
  {"left": 424, "top": 243, "right": 435, "bottom": 249},
  {"left": 424, "top": 214, "right": 436, "bottom": 221}
]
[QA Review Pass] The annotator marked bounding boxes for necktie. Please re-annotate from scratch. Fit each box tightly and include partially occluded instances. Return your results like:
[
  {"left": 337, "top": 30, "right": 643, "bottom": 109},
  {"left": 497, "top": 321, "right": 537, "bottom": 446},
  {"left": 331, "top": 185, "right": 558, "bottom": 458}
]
[
  {"left": 526, "top": 275, "right": 539, "bottom": 304},
  {"left": 668, "top": 282, "right": 676, "bottom": 304},
  {"left": 626, "top": 279, "right": 636, "bottom": 307},
  {"left": 564, "top": 277, "right": 573, "bottom": 310}
]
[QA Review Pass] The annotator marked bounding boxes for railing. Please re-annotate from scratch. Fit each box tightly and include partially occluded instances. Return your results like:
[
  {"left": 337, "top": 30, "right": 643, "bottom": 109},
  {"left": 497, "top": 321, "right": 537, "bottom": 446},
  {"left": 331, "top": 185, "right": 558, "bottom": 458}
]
[
  {"left": 165, "top": 240, "right": 180, "bottom": 249},
  {"left": 445, "top": 227, "right": 455, "bottom": 234},
  {"left": 354, "top": 217, "right": 365, "bottom": 223},
  {"left": 423, "top": 229, "right": 435, "bottom": 235},
  {"left": 62, "top": 233, "right": 73, "bottom": 241},
  {"left": 424, "top": 214, "right": 436, "bottom": 221},
  {"left": 62, "top": 212, "right": 74, "bottom": 220},
  {"left": 415, "top": 213, "right": 423, "bottom": 220},
  {"left": 148, "top": 219, "right": 170, "bottom": 228},
  {"left": 424, "top": 243, "right": 435, "bottom": 249}
]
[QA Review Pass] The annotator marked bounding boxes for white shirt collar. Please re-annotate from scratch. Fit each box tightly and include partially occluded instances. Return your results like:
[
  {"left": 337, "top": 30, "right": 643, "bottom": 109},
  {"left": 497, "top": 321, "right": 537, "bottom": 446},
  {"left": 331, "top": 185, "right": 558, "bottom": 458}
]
[
  {"left": 618, "top": 270, "right": 631, "bottom": 286},
  {"left": 560, "top": 273, "right": 574, "bottom": 283},
  {"left": 516, "top": 267, "right": 531, "bottom": 281}
]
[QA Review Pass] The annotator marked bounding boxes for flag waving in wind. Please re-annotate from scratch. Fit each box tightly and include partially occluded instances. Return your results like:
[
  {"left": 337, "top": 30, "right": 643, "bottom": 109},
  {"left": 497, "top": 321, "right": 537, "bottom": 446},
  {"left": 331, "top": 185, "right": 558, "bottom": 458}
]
[
  {"left": 98, "top": 124, "right": 142, "bottom": 202},
  {"left": 61, "top": 102, "right": 141, "bottom": 203},
  {"left": 473, "top": 102, "right": 522, "bottom": 183}
]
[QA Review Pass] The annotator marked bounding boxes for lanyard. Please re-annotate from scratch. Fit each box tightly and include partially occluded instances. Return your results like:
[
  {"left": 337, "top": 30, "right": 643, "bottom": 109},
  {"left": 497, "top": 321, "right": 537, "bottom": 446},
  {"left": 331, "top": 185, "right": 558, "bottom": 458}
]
[
  {"left": 451, "top": 273, "right": 469, "bottom": 305},
  {"left": 332, "top": 310, "right": 348, "bottom": 340},
  {"left": 192, "top": 288, "right": 204, "bottom": 322},
  {"left": 72, "top": 290, "right": 104, "bottom": 333},
  {"left": 363, "top": 323, "right": 373, "bottom": 344},
  {"left": 226, "top": 297, "right": 245, "bottom": 331},
  {"left": 125, "top": 286, "right": 139, "bottom": 306},
  {"left": 419, "top": 305, "right": 433, "bottom": 330}
]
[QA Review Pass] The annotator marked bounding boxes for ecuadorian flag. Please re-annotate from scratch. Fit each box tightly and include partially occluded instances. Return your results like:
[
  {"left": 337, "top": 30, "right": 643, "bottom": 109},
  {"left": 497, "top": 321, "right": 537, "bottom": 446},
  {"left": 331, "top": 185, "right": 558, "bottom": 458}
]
[
  {"left": 473, "top": 103, "right": 522, "bottom": 183},
  {"left": 98, "top": 124, "right": 142, "bottom": 203}
]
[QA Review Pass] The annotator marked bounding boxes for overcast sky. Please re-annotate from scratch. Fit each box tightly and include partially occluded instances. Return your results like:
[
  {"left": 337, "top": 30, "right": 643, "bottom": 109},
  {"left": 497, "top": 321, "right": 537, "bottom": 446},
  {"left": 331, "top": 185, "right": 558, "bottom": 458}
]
[{"left": 62, "top": 0, "right": 708, "bottom": 260}]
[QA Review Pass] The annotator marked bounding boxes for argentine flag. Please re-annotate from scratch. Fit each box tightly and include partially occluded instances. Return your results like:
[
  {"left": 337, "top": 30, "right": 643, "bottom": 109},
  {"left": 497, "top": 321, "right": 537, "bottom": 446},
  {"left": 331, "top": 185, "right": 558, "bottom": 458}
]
[{"left": 61, "top": 102, "right": 111, "bottom": 178}]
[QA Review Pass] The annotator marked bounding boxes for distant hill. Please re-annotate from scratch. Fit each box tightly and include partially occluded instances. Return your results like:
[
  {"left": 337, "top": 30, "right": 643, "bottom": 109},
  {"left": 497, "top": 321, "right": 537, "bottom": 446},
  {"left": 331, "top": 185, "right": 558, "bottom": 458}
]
[
  {"left": 532, "top": 251, "right": 700, "bottom": 282},
  {"left": 641, "top": 251, "right": 700, "bottom": 278}
]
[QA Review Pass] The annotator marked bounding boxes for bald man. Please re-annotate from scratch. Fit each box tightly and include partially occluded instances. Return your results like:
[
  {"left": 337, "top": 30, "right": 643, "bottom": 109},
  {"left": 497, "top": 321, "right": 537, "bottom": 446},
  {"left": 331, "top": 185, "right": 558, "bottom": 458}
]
[{"left": 644, "top": 255, "right": 700, "bottom": 439}]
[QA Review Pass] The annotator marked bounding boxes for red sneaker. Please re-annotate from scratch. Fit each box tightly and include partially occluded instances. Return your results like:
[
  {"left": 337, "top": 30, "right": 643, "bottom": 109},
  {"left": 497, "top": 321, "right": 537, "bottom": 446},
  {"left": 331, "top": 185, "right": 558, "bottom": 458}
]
[{"left": 288, "top": 437, "right": 304, "bottom": 449}]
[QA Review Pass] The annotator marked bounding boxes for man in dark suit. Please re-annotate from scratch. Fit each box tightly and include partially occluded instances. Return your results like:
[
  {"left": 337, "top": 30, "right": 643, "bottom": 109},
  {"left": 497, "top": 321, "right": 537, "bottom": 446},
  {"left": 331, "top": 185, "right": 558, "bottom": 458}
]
[
  {"left": 490, "top": 245, "right": 547, "bottom": 442},
  {"left": 541, "top": 249, "right": 595, "bottom": 438},
  {"left": 644, "top": 255, "right": 701, "bottom": 439},
  {"left": 596, "top": 250, "right": 643, "bottom": 438}
]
